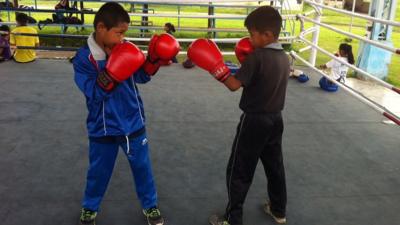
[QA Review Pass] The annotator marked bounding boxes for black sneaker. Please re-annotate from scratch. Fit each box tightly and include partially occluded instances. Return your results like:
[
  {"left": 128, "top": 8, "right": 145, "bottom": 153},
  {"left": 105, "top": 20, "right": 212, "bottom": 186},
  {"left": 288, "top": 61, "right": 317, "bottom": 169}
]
[
  {"left": 263, "top": 202, "right": 286, "bottom": 224},
  {"left": 79, "top": 208, "right": 97, "bottom": 225},
  {"left": 209, "top": 214, "right": 230, "bottom": 225},
  {"left": 143, "top": 207, "right": 164, "bottom": 225}
]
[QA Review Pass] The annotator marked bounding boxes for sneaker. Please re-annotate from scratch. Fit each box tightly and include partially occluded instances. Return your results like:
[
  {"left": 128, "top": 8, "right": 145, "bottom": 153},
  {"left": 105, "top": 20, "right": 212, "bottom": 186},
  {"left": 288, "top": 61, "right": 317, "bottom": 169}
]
[
  {"left": 263, "top": 202, "right": 286, "bottom": 224},
  {"left": 143, "top": 207, "right": 164, "bottom": 225},
  {"left": 79, "top": 208, "right": 97, "bottom": 225},
  {"left": 209, "top": 214, "right": 230, "bottom": 225}
]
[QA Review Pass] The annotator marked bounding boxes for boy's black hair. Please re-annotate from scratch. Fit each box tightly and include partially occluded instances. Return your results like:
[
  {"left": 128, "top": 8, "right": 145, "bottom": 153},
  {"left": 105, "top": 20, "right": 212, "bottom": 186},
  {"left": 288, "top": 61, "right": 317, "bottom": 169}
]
[
  {"left": 94, "top": 2, "right": 130, "bottom": 30},
  {"left": 164, "top": 22, "right": 175, "bottom": 33},
  {"left": 0, "top": 24, "right": 10, "bottom": 32},
  {"left": 244, "top": 6, "right": 282, "bottom": 38},
  {"left": 339, "top": 43, "right": 355, "bottom": 64},
  {"left": 16, "top": 12, "right": 29, "bottom": 26}
]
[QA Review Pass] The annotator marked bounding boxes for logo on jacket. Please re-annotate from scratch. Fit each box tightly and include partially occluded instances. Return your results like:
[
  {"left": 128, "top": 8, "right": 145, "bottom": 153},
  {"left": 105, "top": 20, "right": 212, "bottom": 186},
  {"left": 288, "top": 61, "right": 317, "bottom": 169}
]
[{"left": 142, "top": 138, "right": 148, "bottom": 146}]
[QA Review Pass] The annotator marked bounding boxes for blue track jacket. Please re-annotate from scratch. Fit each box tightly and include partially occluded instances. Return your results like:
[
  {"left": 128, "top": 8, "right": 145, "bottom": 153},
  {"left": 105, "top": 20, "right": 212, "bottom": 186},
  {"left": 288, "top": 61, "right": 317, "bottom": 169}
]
[{"left": 73, "top": 33, "right": 151, "bottom": 137}]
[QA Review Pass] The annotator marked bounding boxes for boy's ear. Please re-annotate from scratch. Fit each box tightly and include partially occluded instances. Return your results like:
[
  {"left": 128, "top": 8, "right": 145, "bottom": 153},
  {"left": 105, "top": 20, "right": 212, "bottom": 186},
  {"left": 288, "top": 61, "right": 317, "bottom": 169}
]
[
  {"left": 261, "top": 31, "right": 274, "bottom": 41},
  {"left": 264, "top": 31, "right": 275, "bottom": 39},
  {"left": 96, "top": 22, "right": 106, "bottom": 31}
]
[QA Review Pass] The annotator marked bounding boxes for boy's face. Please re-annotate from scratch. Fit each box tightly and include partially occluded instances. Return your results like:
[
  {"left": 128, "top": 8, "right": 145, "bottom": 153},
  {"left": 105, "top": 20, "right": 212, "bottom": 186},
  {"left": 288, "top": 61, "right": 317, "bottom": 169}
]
[
  {"left": 1, "top": 34, "right": 10, "bottom": 41},
  {"left": 248, "top": 29, "right": 275, "bottom": 48},
  {"left": 96, "top": 22, "right": 129, "bottom": 50}
]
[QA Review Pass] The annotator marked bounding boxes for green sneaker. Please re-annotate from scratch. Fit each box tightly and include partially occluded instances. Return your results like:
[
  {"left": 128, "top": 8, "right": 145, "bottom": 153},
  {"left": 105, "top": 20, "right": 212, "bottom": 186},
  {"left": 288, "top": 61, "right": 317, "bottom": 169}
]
[
  {"left": 80, "top": 208, "right": 97, "bottom": 225},
  {"left": 143, "top": 207, "right": 164, "bottom": 225},
  {"left": 209, "top": 214, "right": 230, "bottom": 225}
]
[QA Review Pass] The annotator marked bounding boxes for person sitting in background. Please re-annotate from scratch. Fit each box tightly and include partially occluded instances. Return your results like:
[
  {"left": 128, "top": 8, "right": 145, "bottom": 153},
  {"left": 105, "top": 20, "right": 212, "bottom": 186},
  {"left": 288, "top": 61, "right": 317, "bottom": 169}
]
[
  {"left": 164, "top": 22, "right": 175, "bottom": 35},
  {"left": 0, "top": 2, "right": 14, "bottom": 9},
  {"left": 319, "top": 43, "right": 354, "bottom": 83},
  {"left": 54, "top": 0, "right": 70, "bottom": 25},
  {"left": 0, "top": 24, "right": 12, "bottom": 62},
  {"left": 163, "top": 22, "right": 178, "bottom": 63},
  {"left": 10, "top": 12, "right": 39, "bottom": 63}
]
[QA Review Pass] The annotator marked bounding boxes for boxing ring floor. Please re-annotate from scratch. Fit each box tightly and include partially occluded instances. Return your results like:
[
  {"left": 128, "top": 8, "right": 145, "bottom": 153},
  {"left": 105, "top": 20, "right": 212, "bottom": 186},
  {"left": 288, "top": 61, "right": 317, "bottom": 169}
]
[{"left": 0, "top": 59, "right": 399, "bottom": 225}]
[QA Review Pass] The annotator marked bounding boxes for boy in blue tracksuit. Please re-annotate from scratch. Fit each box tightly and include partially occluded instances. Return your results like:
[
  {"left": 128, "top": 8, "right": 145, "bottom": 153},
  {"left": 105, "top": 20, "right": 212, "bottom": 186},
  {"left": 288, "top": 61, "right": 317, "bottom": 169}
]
[{"left": 72, "top": 2, "right": 178, "bottom": 225}]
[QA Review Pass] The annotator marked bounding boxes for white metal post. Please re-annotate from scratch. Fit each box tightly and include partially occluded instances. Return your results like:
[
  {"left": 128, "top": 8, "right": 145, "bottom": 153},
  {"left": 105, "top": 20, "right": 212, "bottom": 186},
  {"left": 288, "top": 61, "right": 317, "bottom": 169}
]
[
  {"left": 6, "top": 0, "right": 10, "bottom": 21},
  {"left": 349, "top": 0, "right": 356, "bottom": 32},
  {"left": 177, "top": 5, "right": 181, "bottom": 29},
  {"left": 386, "top": 0, "right": 397, "bottom": 41},
  {"left": 309, "top": 0, "right": 322, "bottom": 66}
]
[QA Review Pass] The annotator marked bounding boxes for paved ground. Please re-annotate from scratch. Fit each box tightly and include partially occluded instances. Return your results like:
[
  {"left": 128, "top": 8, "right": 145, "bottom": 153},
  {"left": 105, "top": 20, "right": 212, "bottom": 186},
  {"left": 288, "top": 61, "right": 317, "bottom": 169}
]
[
  {"left": 346, "top": 77, "right": 400, "bottom": 120},
  {"left": 0, "top": 60, "right": 399, "bottom": 225}
]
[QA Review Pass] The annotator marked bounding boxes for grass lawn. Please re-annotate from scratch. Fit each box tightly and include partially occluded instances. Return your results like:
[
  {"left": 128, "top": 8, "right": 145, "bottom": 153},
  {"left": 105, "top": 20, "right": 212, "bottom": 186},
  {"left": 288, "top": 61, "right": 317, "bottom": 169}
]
[{"left": 1, "top": 1, "right": 399, "bottom": 86}]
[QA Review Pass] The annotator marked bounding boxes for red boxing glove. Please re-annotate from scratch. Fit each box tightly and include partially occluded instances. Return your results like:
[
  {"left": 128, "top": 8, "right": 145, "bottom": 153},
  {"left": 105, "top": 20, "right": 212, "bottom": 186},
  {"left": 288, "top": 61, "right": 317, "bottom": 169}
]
[
  {"left": 97, "top": 42, "right": 145, "bottom": 91},
  {"left": 235, "top": 37, "right": 254, "bottom": 64},
  {"left": 187, "top": 38, "right": 230, "bottom": 82},
  {"left": 143, "top": 33, "right": 180, "bottom": 75}
]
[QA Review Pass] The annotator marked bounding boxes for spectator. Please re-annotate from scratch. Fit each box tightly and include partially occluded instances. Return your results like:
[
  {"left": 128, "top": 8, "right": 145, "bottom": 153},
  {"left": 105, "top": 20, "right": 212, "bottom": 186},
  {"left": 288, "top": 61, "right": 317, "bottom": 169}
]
[
  {"left": 0, "top": 24, "right": 12, "bottom": 62},
  {"left": 10, "top": 12, "right": 39, "bottom": 63},
  {"left": 163, "top": 22, "right": 175, "bottom": 35},
  {"left": 320, "top": 43, "right": 354, "bottom": 83},
  {"left": 163, "top": 22, "right": 178, "bottom": 63}
]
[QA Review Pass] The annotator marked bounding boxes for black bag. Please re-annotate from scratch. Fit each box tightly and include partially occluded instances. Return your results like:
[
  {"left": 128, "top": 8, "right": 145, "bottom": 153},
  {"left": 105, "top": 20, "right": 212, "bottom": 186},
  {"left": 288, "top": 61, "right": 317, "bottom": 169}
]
[{"left": 65, "top": 16, "right": 82, "bottom": 25}]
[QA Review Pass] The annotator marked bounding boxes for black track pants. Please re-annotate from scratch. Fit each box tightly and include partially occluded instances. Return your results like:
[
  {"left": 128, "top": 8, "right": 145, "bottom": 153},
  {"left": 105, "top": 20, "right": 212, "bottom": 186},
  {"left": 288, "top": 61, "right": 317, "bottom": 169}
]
[{"left": 224, "top": 113, "right": 287, "bottom": 225}]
